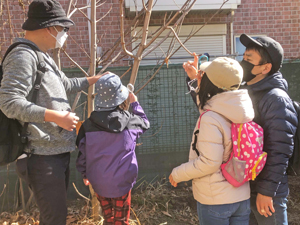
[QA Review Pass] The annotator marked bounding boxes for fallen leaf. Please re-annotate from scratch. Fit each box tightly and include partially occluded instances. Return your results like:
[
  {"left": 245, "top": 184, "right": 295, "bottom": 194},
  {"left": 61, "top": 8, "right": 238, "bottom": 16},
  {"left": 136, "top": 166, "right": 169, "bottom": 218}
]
[{"left": 162, "top": 211, "right": 172, "bottom": 217}]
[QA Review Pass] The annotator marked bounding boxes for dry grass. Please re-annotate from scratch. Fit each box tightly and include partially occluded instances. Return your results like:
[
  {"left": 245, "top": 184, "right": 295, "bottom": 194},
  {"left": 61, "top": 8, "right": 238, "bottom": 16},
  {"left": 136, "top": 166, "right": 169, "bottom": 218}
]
[
  {"left": 2, "top": 176, "right": 300, "bottom": 225},
  {"left": 0, "top": 176, "right": 198, "bottom": 225}
]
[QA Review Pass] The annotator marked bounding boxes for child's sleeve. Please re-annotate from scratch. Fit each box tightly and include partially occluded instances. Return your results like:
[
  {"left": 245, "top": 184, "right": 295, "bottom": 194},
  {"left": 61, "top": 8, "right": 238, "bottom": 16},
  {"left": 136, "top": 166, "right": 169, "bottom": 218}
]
[
  {"left": 76, "top": 124, "right": 87, "bottom": 179},
  {"left": 130, "top": 101, "right": 150, "bottom": 133},
  {"left": 76, "top": 137, "right": 87, "bottom": 179}
]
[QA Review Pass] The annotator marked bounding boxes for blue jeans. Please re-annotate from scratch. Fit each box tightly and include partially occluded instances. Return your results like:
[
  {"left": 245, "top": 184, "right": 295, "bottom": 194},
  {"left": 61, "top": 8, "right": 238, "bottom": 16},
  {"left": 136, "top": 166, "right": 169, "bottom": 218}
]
[
  {"left": 197, "top": 199, "right": 251, "bottom": 225},
  {"left": 250, "top": 193, "right": 288, "bottom": 225}
]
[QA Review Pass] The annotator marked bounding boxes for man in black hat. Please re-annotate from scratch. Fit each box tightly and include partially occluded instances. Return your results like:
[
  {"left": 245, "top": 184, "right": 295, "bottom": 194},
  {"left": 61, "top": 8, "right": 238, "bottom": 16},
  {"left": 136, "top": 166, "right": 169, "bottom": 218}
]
[
  {"left": 0, "top": 1, "right": 106, "bottom": 224},
  {"left": 239, "top": 34, "right": 298, "bottom": 225}
]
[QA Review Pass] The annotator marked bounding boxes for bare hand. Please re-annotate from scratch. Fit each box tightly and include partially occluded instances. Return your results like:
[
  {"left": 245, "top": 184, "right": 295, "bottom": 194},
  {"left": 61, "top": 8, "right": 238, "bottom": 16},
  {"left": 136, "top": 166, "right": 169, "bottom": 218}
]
[
  {"left": 169, "top": 174, "right": 178, "bottom": 187},
  {"left": 183, "top": 53, "right": 198, "bottom": 80},
  {"left": 83, "top": 179, "right": 90, "bottom": 186},
  {"left": 129, "top": 92, "right": 138, "bottom": 103},
  {"left": 95, "top": 71, "right": 110, "bottom": 80},
  {"left": 87, "top": 71, "right": 110, "bottom": 85},
  {"left": 256, "top": 193, "right": 275, "bottom": 217},
  {"left": 54, "top": 111, "right": 79, "bottom": 131}
]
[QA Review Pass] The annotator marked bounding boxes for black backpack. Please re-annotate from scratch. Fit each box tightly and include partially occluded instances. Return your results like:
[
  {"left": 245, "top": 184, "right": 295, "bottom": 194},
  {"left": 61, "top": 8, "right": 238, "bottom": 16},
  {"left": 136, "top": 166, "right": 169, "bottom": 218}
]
[
  {"left": 287, "top": 101, "right": 300, "bottom": 175},
  {"left": 0, "top": 42, "right": 46, "bottom": 166}
]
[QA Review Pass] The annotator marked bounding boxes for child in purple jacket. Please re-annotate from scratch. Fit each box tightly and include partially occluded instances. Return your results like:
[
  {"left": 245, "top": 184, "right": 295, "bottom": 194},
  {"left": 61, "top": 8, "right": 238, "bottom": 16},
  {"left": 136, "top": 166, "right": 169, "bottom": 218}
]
[{"left": 76, "top": 73, "right": 150, "bottom": 225}]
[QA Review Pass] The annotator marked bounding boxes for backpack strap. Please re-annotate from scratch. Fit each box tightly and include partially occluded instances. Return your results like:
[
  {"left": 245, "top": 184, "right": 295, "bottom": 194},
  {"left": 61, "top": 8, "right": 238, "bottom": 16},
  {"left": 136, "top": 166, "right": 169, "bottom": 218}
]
[
  {"left": 192, "top": 110, "right": 210, "bottom": 156},
  {"left": 2, "top": 42, "right": 47, "bottom": 144}
]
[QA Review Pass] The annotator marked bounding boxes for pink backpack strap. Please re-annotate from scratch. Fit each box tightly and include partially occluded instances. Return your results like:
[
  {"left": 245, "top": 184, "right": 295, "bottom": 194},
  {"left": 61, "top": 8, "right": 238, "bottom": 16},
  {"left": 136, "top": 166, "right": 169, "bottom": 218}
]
[{"left": 198, "top": 110, "right": 210, "bottom": 129}]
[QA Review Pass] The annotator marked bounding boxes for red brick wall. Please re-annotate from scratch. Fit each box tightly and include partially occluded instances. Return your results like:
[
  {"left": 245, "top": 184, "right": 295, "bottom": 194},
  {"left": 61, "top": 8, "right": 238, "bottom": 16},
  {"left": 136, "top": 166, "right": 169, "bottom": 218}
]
[
  {"left": 234, "top": 0, "right": 300, "bottom": 60},
  {"left": 1, "top": 0, "right": 299, "bottom": 69}
]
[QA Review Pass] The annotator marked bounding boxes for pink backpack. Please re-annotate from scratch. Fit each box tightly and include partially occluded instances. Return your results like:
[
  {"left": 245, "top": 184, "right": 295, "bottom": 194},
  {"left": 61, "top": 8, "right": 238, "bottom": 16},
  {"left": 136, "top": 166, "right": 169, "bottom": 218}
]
[{"left": 193, "top": 111, "right": 267, "bottom": 187}]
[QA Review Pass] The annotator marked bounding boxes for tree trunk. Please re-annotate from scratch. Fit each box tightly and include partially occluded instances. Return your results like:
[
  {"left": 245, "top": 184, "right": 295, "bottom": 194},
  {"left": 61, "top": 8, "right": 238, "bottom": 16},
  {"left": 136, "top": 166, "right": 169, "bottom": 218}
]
[{"left": 87, "top": 0, "right": 100, "bottom": 221}]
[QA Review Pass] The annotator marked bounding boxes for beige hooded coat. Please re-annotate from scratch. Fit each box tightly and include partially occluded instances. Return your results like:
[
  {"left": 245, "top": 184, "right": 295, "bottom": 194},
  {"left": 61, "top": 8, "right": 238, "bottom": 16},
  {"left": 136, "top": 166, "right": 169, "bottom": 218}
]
[{"left": 171, "top": 89, "right": 254, "bottom": 205}]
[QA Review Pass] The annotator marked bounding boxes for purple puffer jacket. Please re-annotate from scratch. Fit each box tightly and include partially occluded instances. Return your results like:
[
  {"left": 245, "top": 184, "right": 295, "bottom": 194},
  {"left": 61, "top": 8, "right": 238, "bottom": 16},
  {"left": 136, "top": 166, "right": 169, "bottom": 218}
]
[{"left": 76, "top": 102, "right": 150, "bottom": 198}]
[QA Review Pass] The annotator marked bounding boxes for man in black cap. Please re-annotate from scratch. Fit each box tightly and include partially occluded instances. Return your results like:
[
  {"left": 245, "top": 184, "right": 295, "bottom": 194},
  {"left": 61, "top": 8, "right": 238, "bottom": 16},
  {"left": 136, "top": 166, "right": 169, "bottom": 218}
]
[
  {"left": 0, "top": 1, "right": 106, "bottom": 224},
  {"left": 239, "top": 34, "right": 298, "bottom": 225}
]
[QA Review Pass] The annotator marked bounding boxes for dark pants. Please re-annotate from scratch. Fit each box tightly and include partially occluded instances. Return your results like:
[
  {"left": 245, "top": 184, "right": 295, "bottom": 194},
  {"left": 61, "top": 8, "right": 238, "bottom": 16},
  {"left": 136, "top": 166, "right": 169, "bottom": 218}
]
[{"left": 16, "top": 153, "right": 70, "bottom": 225}]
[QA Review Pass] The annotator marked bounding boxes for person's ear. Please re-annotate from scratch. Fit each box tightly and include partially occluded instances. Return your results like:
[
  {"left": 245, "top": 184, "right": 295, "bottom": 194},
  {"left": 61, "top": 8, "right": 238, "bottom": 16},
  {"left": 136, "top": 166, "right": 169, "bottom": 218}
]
[
  {"left": 262, "top": 63, "right": 272, "bottom": 75},
  {"left": 45, "top": 27, "right": 51, "bottom": 34}
]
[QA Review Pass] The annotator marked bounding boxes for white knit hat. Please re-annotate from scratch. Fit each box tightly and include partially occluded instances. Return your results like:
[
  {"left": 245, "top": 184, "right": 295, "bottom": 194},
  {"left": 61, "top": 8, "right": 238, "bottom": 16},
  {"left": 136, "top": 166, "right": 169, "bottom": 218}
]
[{"left": 200, "top": 57, "right": 243, "bottom": 91}]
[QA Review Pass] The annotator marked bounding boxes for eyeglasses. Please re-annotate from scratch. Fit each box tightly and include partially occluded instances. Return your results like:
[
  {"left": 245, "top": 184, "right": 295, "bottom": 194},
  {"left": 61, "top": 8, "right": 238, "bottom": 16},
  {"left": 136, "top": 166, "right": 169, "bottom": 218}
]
[{"left": 53, "top": 26, "right": 69, "bottom": 33}]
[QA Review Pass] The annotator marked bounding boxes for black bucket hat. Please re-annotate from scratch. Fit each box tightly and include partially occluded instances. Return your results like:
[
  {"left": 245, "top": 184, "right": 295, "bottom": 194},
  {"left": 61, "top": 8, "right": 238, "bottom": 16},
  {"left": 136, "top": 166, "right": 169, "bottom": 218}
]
[
  {"left": 22, "top": 0, "right": 74, "bottom": 31},
  {"left": 240, "top": 34, "right": 284, "bottom": 74}
]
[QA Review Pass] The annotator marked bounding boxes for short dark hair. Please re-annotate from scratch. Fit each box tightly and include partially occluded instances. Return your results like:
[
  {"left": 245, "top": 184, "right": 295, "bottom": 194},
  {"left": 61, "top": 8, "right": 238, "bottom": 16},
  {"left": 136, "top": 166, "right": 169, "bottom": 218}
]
[
  {"left": 246, "top": 43, "right": 272, "bottom": 65},
  {"left": 197, "top": 73, "right": 224, "bottom": 110}
]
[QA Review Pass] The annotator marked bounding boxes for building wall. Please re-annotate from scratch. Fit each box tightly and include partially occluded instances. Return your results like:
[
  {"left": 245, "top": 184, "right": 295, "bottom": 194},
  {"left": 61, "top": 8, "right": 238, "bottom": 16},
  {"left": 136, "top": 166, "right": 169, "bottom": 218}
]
[
  {"left": 0, "top": 0, "right": 299, "bottom": 66},
  {"left": 233, "top": 0, "right": 300, "bottom": 60}
]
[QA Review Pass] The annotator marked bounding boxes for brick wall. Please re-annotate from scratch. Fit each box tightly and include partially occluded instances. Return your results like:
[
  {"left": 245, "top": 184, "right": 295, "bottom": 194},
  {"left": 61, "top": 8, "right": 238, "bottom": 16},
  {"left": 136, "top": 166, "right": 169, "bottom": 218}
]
[
  {"left": 1, "top": 0, "right": 299, "bottom": 69},
  {"left": 234, "top": 0, "right": 300, "bottom": 60}
]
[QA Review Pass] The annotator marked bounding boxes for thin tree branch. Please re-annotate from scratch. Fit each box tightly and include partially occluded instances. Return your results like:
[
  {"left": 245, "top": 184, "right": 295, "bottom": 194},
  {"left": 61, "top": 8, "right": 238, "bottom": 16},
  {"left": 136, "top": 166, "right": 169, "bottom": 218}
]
[
  {"left": 72, "top": 183, "right": 90, "bottom": 202},
  {"left": 0, "top": 184, "right": 6, "bottom": 198},
  {"left": 120, "top": 0, "right": 135, "bottom": 58},
  {"left": 100, "top": 51, "right": 122, "bottom": 73},
  {"left": 143, "top": 0, "right": 194, "bottom": 50},
  {"left": 96, "top": 5, "right": 112, "bottom": 23},
  {"left": 6, "top": 0, "right": 13, "bottom": 44},
  {"left": 61, "top": 49, "right": 89, "bottom": 77},
  {"left": 137, "top": 0, "right": 230, "bottom": 93},
  {"left": 69, "top": 34, "right": 90, "bottom": 59},
  {"left": 68, "top": 5, "right": 90, "bottom": 19},
  {"left": 136, "top": 62, "right": 165, "bottom": 94},
  {"left": 71, "top": 92, "right": 82, "bottom": 112},
  {"left": 66, "top": 0, "right": 74, "bottom": 16},
  {"left": 120, "top": 66, "right": 132, "bottom": 79},
  {"left": 166, "top": 26, "right": 193, "bottom": 55}
]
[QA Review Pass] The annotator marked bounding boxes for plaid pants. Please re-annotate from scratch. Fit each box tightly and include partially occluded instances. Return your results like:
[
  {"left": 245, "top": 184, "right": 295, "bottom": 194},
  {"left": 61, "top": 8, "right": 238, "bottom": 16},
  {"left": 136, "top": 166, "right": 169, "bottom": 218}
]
[{"left": 96, "top": 190, "right": 131, "bottom": 225}]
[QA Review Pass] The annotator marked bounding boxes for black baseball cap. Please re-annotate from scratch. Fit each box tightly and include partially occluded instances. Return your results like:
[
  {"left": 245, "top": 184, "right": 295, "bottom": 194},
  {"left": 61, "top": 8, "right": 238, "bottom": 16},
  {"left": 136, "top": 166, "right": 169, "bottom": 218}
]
[
  {"left": 240, "top": 34, "right": 284, "bottom": 74},
  {"left": 22, "top": 0, "right": 74, "bottom": 31}
]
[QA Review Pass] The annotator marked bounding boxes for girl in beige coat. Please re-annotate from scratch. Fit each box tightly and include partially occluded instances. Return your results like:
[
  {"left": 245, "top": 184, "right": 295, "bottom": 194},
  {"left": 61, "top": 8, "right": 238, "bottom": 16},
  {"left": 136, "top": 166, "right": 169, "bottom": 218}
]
[{"left": 169, "top": 57, "right": 254, "bottom": 225}]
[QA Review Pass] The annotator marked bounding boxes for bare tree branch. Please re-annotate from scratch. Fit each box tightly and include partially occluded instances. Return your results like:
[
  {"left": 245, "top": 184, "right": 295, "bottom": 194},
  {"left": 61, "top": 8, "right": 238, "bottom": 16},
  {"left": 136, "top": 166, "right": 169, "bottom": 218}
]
[
  {"left": 120, "top": 0, "right": 135, "bottom": 58},
  {"left": 120, "top": 66, "right": 132, "bottom": 79},
  {"left": 96, "top": 5, "right": 112, "bottom": 23},
  {"left": 61, "top": 49, "right": 89, "bottom": 77},
  {"left": 100, "top": 51, "right": 122, "bottom": 73},
  {"left": 72, "top": 183, "right": 90, "bottom": 202},
  {"left": 137, "top": 0, "right": 230, "bottom": 93},
  {"left": 66, "top": 0, "right": 74, "bottom": 16},
  {"left": 69, "top": 5, "right": 90, "bottom": 19},
  {"left": 166, "top": 26, "right": 193, "bottom": 55},
  {"left": 68, "top": 34, "right": 90, "bottom": 59},
  {"left": 6, "top": 0, "right": 13, "bottom": 44}
]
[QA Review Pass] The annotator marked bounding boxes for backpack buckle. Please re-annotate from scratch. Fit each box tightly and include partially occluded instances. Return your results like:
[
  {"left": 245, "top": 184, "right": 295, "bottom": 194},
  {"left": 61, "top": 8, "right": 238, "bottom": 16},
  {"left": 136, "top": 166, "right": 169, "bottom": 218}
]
[
  {"left": 21, "top": 136, "right": 28, "bottom": 144},
  {"left": 37, "top": 61, "right": 47, "bottom": 73}
]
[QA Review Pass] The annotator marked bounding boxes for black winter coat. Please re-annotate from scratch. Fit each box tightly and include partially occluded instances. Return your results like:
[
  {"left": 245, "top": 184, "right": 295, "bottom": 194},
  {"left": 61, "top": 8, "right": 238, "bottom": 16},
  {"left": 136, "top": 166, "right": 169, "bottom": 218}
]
[{"left": 241, "top": 72, "right": 298, "bottom": 198}]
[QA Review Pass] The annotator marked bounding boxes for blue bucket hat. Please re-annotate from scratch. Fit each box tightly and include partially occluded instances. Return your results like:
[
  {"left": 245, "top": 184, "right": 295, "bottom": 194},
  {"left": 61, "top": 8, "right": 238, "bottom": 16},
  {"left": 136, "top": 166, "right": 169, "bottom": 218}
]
[{"left": 95, "top": 73, "right": 129, "bottom": 111}]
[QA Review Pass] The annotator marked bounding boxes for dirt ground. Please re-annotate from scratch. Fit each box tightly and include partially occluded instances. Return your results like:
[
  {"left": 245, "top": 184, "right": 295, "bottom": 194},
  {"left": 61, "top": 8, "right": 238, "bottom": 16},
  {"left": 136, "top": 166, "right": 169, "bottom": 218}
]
[{"left": 1, "top": 176, "right": 300, "bottom": 225}]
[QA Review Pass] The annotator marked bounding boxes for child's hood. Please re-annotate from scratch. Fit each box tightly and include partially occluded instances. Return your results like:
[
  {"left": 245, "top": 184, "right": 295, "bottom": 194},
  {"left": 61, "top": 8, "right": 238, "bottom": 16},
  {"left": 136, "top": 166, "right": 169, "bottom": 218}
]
[
  {"left": 89, "top": 109, "right": 131, "bottom": 133},
  {"left": 203, "top": 89, "right": 254, "bottom": 124}
]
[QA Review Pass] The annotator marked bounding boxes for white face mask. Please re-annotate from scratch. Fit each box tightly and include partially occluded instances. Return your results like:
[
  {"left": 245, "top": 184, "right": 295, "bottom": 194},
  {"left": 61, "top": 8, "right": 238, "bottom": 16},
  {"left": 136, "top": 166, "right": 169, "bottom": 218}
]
[{"left": 49, "top": 26, "right": 68, "bottom": 48}]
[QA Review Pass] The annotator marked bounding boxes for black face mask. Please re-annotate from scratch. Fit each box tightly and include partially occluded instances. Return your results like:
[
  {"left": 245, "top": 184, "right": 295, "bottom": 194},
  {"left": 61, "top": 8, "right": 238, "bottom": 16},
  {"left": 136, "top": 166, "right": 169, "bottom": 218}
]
[{"left": 240, "top": 60, "right": 257, "bottom": 82}]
